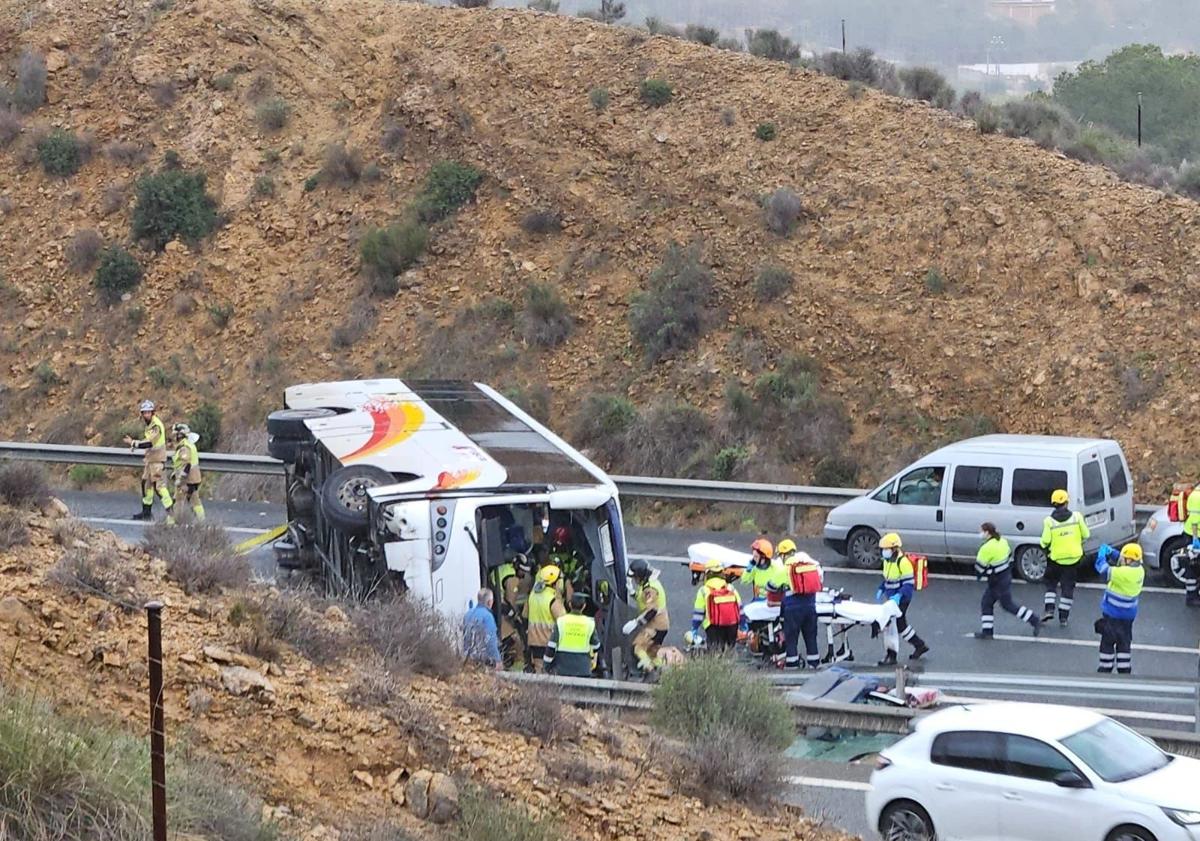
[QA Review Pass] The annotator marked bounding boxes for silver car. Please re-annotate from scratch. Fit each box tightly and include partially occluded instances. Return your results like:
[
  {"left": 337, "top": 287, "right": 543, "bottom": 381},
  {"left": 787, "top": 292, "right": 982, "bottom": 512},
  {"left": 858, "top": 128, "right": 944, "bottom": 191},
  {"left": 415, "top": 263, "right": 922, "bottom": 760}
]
[
  {"left": 1137, "top": 505, "right": 1191, "bottom": 586},
  {"left": 823, "top": 435, "right": 1137, "bottom": 582}
]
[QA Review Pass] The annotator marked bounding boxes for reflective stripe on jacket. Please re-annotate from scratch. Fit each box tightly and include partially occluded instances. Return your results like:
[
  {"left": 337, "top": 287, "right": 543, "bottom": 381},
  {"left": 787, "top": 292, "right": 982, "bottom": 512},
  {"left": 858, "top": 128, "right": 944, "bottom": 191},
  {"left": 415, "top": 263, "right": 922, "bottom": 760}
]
[
  {"left": 543, "top": 613, "right": 598, "bottom": 676},
  {"left": 1096, "top": 555, "right": 1144, "bottom": 620},
  {"left": 143, "top": 416, "right": 167, "bottom": 462},
  {"left": 975, "top": 537, "right": 1011, "bottom": 576},
  {"left": 1187, "top": 489, "right": 1200, "bottom": 538},
  {"left": 524, "top": 583, "right": 563, "bottom": 648},
  {"left": 173, "top": 438, "right": 201, "bottom": 484},
  {"left": 1040, "top": 510, "right": 1089, "bottom": 564},
  {"left": 636, "top": 577, "right": 669, "bottom": 631},
  {"left": 882, "top": 554, "right": 915, "bottom": 601}
]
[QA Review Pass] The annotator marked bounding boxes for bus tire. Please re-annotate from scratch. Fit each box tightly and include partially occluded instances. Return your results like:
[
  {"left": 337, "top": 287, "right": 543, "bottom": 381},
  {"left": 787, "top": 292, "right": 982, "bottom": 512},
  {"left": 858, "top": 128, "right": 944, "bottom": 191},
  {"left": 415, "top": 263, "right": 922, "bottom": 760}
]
[
  {"left": 320, "top": 464, "right": 395, "bottom": 536},
  {"left": 267, "top": 408, "right": 338, "bottom": 441}
]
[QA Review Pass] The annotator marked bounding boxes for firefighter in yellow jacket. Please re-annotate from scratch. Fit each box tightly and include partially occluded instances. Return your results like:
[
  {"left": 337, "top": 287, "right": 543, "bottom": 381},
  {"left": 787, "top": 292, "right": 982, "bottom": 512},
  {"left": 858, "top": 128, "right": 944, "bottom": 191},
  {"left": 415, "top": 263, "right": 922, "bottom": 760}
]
[
  {"left": 1183, "top": 485, "right": 1200, "bottom": 607},
  {"left": 1040, "top": 489, "right": 1090, "bottom": 625},
  {"left": 124, "top": 399, "right": 173, "bottom": 521},
  {"left": 624, "top": 558, "right": 669, "bottom": 676},
  {"left": 523, "top": 565, "right": 565, "bottom": 672},
  {"left": 167, "top": 423, "right": 205, "bottom": 524},
  {"left": 689, "top": 560, "right": 744, "bottom": 653}
]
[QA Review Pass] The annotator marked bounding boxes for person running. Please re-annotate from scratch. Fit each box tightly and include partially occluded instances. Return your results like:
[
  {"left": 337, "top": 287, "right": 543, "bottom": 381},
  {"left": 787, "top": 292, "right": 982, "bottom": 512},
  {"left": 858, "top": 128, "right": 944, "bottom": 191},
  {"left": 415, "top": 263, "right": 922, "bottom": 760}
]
[{"left": 974, "top": 522, "right": 1040, "bottom": 639}]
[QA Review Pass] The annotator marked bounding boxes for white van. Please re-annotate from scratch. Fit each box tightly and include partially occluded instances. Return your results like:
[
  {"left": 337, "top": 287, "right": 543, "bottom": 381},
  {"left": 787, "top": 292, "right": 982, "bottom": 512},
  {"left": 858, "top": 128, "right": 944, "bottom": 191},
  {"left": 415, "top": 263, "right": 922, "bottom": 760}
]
[
  {"left": 823, "top": 435, "right": 1136, "bottom": 581},
  {"left": 266, "top": 379, "right": 633, "bottom": 668}
]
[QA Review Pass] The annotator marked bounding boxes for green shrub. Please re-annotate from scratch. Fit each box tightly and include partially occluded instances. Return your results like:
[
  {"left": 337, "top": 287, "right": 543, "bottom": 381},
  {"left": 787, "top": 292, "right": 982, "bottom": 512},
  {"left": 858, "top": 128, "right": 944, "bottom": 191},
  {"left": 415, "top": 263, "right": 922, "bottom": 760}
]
[
  {"left": 319, "top": 143, "right": 363, "bottom": 187},
  {"left": 527, "top": 0, "right": 559, "bottom": 10},
  {"left": 208, "top": 302, "right": 234, "bottom": 328},
  {"left": 14, "top": 48, "right": 47, "bottom": 113},
  {"left": 639, "top": 78, "right": 673, "bottom": 107},
  {"left": 188, "top": 400, "right": 222, "bottom": 450},
  {"left": 754, "top": 264, "right": 793, "bottom": 301},
  {"left": 252, "top": 175, "right": 276, "bottom": 197},
  {"left": 746, "top": 29, "right": 799, "bottom": 62},
  {"left": 303, "top": 174, "right": 319, "bottom": 192},
  {"left": 255, "top": 97, "right": 290, "bottom": 131},
  {"left": 924, "top": 266, "right": 947, "bottom": 294},
  {"left": 623, "top": 402, "right": 714, "bottom": 478},
  {"left": 1175, "top": 162, "right": 1200, "bottom": 199},
  {"left": 37, "top": 129, "right": 84, "bottom": 177},
  {"left": 212, "top": 72, "right": 235, "bottom": 91},
  {"left": 93, "top": 246, "right": 143, "bottom": 302},
  {"left": 818, "top": 47, "right": 897, "bottom": 92},
  {"left": 813, "top": 454, "right": 860, "bottom": 486},
  {"left": 652, "top": 657, "right": 793, "bottom": 749},
  {"left": 999, "top": 98, "right": 1078, "bottom": 149},
  {"left": 69, "top": 464, "right": 107, "bottom": 487},
  {"left": 359, "top": 222, "right": 429, "bottom": 295},
  {"left": 131, "top": 166, "right": 218, "bottom": 250},
  {"left": 571, "top": 395, "right": 638, "bottom": 464},
  {"left": 755, "top": 121, "right": 777, "bottom": 141},
  {"left": 458, "top": 786, "right": 560, "bottom": 841},
  {"left": 684, "top": 23, "right": 719, "bottom": 45},
  {"left": 414, "top": 160, "right": 483, "bottom": 223},
  {"left": 629, "top": 242, "right": 712, "bottom": 362},
  {"left": 589, "top": 87, "right": 610, "bottom": 111},
  {"left": 712, "top": 446, "right": 748, "bottom": 481},
  {"left": 520, "top": 282, "right": 573, "bottom": 347},
  {"left": 764, "top": 186, "right": 803, "bottom": 236},
  {"left": 975, "top": 104, "right": 1001, "bottom": 134},
  {"left": 899, "top": 66, "right": 955, "bottom": 108}
]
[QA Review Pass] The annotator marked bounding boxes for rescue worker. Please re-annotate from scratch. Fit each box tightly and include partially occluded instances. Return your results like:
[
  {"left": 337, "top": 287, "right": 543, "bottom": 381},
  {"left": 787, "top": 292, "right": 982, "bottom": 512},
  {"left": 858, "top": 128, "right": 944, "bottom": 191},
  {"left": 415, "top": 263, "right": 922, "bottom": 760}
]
[
  {"left": 543, "top": 592, "right": 599, "bottom": 677},
  {"left": 876, "top": 532, "right": 929, "bottom": 665},
  {"left": 773, "top": 538, "right": 823, "bottom": 670},
  {"left": 1095, "top": 543, "right": 1144, "bottom": 675},
  {"left": 690, "top": 559, "right": 744, "bottom": 653},
  {"left": 547, "top": 525, "right": 585, "bottom": 593},
  {"left": 974, "top": 522, "right": 1040, "bottom": 638},
  {"left": 123, "top": 399, "right": 173, "bottom": 521},
  {"left": 740, "top": 537, "right": 779, "bottom": 601},
  {"left": 625, "top": 558, "right": 670, "bottom": 676},
  {"left": 1184, "top": 485, "right": 1200, "bottom": 606},
  {"left": 490, "top": 551, "right": 532, "bottom": 669},
  {"left": 523, "top": 564, "right": 565, "bottom": 672},
  {"left": 1040, "top": 489, "right": 1090, "bottom": 625},
  {"left": 168, "top": 423, "right": 205, "bottom": 524}
]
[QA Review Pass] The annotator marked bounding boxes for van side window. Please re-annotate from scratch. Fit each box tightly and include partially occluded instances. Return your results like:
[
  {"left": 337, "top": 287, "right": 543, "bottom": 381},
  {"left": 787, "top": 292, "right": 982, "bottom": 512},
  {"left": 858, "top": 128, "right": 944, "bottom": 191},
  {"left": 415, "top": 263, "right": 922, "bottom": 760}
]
[
  {"left": 1082, "top": 462, "right": 1105, "bottom": 506},
  {"left": 952, "top": 466, "right": 1003, "bottom": 505},
  {"left": 1104, "top": 455, "right": 1129, "bottom": 497},
  {"left": 1012, "top": 469, "right": 1069, "bottom": 507},
  {"left": 896, "top": 467, "right": 945, "bottom": 507}
]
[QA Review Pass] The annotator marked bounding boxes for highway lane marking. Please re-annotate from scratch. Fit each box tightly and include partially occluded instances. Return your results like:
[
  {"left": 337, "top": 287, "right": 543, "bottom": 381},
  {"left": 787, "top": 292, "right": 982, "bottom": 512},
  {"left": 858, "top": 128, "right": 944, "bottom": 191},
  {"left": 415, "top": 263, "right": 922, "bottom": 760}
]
[
  {"left": 785, "top": 775, "right": 872, "bottom": 792},
  {"left": 630, "top": 554, "right": 1180, "bottom": 595},
  {"left": 961, "top": 632, "right": 1198, "bottom": 655},
  {"left": 82, "top": 516, "right": 265, "bottom": 536}
]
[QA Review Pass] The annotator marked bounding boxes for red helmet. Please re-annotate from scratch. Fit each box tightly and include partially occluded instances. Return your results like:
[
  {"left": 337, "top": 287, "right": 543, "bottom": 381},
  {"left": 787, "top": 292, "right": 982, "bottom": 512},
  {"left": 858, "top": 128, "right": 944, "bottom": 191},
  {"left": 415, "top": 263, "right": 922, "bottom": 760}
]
[{"left": 551, "top": 525, "right": 571, "bottom": 546}]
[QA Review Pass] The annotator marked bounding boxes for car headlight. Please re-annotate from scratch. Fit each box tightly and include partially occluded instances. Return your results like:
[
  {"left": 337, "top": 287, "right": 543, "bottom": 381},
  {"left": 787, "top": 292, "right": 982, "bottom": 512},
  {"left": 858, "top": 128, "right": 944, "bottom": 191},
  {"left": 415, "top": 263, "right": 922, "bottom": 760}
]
[
  {"left": 1145, "top": 517, "right": 1158, "bottom": 533},
  {"left": 1163, "top": 807, "right": 1200, "bottom": 826}
]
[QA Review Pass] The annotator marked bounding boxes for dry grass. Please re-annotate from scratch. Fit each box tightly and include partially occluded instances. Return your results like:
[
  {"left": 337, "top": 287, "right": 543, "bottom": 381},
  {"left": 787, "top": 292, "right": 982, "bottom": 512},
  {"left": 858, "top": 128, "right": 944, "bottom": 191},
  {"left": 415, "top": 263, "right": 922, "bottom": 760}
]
[
  {"left": 229, "top": 591, "right": 347, "bottom": 666},
  {"left": 457, "top": 679, "right": 579, "bottom": 744},
  {"left": 343, "top": 662, "right": 401, "bottom": 708},
  {"left": 142, "top": 521, "right": 249, "bottom": 594},
  {"left": 542, "top": 750, "right": 615, "bottom": 787},
  {"left": 214, "top": 428, "right": 283, "bottom": 503},
  {"left": 66, "top": 229, "right": 103, "bottom": 273},
  {"left": 46, "top": 546, "right": 143, "bottom": 611},
  {"left": 664, "top": 725, "right": 784, "bottom": 804},
  {"left": 0, "top": 461, "right": 51, "bottom": 509},
  {"left": 353, "top": 596, "right": 461, "bottom": 680},
  {"left": 0, "top": 509, "right": 30, "bottom": 550}
]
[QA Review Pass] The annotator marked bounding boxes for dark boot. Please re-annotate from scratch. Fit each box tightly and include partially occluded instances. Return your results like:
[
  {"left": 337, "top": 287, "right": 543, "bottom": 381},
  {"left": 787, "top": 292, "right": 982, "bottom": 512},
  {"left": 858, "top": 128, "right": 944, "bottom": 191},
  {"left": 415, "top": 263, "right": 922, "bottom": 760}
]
[
  {"left": 130, "top": 503, "right": 152, "bottom": 521},
  {"left": 877, "top": 650, "right": 897, "bottom": 667},
  {"left": 909, "top": 637, "right": 930, "bottom": 661},
  {"left": 973, "top": 629, "right": 994, "bottom": 640},
  {"left": 1030, "top": 615, "right": 1042, "bottom": 637},
  {"left": 1186, "top": 592, "right": 1200, "bottom": 607}
]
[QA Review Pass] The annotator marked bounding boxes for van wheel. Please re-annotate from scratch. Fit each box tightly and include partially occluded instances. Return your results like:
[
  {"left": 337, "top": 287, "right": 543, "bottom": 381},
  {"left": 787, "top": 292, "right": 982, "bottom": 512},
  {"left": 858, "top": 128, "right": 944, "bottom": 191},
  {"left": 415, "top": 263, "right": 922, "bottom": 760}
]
[
  {"left": 846, "top": 527, "right": 881, "bottom": 569},
  {"left": 879, "top": 800, "right": 936, "bottom": 841},
  {"left": 267, "top": 408, "right": 338, "bottom": 441},
  {"left": 1160, "top": 536, "right": 1190, "bottom": 587},
  {"left": 1015, "top": 545, "right": 1048, "bottom": 582},
  {"left": 320, "top": 465, "right": 395, "bottom": 536}
]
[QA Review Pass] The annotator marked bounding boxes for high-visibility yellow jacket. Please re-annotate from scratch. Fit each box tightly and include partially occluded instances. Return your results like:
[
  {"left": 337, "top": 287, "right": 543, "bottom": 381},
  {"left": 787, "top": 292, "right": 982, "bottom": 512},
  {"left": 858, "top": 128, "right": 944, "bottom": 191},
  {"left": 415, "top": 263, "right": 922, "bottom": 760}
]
[
  {"left": 543, "top": 612, "right": 598, "bottom": 677},
  {"left": 740, "top": 560, "right": 783, "bottom": 600},
  {"left": 172, "top": 437, "right": 202, "bottom": 484},
  {"left": 975, "top": 537, "right": 1011, "bottom": 576},
  {"left": 1041, "top": 510, "right": 1089, "bottom": 565},
  {"left": 692, "top": 576, "right": 742, "bottom": 629},
  {"left": 140, "top": 416, "right": 167, "bottom": 463},
  {"left": 636, "top": 577, "right": 669, "bottom": 632},
  {"left": 1186, "top": 488, "right": 1200, "bottom": 538},
  {"left": 523, "top": 582, "right": 564, "bottom": 648}
]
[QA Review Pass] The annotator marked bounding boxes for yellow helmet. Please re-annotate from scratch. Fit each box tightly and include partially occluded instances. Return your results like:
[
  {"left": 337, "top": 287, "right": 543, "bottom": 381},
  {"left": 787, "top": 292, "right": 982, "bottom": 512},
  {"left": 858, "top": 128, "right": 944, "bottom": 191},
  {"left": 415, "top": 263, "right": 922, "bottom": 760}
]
[
  {"left": 1051, "top": 489, "right": 1069, "bottom": 506},
  {"left": 703, "top": 559, "right": 725, "bottom": 576},
  {"left": 1120, "top": 544, "right": 1143, "bottom": 563},
  {"left": 777, "top": 538, "right": 797, "bottom": 556},
  {"left": 538, "top": 565, "right": 561, "bottom": 586},
  {"left": 879, "top": 532, "right": 902, "bottom": 550}
]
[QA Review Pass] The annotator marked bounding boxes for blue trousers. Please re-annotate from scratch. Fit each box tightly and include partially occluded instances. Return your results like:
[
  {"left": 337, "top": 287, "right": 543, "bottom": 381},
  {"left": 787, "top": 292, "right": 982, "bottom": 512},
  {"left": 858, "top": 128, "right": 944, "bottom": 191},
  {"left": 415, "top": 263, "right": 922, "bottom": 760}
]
[{"left": 782, "top": 596, "right": 820, "bottom": 668}]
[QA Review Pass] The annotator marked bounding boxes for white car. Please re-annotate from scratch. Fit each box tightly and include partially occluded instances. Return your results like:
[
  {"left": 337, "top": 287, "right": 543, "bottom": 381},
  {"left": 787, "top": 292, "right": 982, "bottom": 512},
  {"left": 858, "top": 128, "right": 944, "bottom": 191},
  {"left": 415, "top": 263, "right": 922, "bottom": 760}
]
[{"left": 866, "top": 702, "right": 1200, "bottom": 841}]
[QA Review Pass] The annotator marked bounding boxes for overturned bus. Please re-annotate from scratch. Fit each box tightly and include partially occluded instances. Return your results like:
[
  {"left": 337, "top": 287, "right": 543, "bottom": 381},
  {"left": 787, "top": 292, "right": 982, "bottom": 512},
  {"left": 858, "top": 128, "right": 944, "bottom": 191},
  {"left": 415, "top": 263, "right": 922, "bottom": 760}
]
[{"left": 266, "top": 379, "right": 633, "bottom": 672}]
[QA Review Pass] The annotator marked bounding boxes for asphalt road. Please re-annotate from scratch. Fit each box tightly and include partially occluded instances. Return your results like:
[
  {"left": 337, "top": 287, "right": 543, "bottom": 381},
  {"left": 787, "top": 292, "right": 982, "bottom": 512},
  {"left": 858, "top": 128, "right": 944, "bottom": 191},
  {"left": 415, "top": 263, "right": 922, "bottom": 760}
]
[{"left": 59, "top": 490, "right": 1200, "bottom": 840}]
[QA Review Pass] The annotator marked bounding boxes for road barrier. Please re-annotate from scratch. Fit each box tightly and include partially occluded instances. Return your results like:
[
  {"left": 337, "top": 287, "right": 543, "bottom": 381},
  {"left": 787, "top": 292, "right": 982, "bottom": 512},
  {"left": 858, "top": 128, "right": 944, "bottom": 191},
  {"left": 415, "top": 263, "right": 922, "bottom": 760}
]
[{"left": 0, "top": 442, "right": 1160, "bottom": 531}]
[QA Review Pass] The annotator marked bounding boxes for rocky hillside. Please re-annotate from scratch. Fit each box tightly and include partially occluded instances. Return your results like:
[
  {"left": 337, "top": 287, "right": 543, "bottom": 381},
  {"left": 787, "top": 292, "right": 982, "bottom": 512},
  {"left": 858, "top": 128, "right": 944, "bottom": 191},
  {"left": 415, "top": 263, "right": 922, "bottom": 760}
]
[
  {"left": 0, "top": 498, "right": 849, "bottom": 840},
  {"left": 1, "top": 0, "right": 1198, "bottom": 491}
]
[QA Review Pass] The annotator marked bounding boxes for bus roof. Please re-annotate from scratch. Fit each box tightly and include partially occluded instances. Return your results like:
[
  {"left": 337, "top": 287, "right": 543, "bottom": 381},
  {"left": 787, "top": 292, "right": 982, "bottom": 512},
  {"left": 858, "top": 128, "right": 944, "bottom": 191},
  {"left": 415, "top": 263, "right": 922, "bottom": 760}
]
[{"left": 284, "top": 379, "right": 603, "bottom": 491}]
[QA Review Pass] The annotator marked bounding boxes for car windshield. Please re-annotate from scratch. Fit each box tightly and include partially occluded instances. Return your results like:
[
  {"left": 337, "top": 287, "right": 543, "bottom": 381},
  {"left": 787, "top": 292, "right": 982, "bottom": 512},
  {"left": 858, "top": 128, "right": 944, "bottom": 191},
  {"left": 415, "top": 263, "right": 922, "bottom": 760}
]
[{"left": 1061, "top": 719, "right": 1172, "bottom": 782}]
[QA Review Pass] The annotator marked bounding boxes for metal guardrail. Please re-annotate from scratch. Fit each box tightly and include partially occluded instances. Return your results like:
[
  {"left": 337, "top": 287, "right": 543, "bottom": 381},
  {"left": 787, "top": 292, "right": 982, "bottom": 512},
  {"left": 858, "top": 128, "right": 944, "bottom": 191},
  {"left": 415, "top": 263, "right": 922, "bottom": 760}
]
[{"left": 0, "top": 442, "right": 1163, "bottom": 525}]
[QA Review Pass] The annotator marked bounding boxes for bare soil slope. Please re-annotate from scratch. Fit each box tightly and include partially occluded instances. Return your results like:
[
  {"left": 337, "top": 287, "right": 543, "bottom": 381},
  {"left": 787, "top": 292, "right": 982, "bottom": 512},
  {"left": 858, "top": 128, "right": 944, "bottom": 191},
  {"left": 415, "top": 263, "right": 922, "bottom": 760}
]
[{"left": 1, "top": 0, "right": 1198, "bottom": 487}]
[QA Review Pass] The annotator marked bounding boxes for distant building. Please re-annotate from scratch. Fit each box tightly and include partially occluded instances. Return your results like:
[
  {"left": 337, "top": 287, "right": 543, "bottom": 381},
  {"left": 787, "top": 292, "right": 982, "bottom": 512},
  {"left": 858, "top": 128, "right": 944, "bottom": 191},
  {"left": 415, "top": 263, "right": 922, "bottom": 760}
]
[{"left": 988, "top": 0, "right": 1056, "bottom": 26}]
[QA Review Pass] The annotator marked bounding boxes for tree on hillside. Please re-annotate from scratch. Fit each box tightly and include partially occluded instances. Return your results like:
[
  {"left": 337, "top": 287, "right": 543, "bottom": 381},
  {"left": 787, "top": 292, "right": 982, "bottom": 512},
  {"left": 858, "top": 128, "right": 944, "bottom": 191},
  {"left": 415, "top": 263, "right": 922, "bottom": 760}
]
[{"left": 1053, "top": 44, "right": 1200, "bottom": 165}]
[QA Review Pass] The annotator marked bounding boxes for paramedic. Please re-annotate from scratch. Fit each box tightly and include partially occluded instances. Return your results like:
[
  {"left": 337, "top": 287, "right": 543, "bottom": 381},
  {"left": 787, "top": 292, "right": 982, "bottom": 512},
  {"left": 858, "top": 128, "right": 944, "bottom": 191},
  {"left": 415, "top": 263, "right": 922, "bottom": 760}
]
[
  {"left": 124, "top": 399, "right": 173, "bottom": 521},
  {"left": 876, "top": 532, "right": 929, "bottom": 665},
  {"left": 523, "top": 565, "right": 566, "bottom": 672},
  {"left": 543, "top": 592, "right": 599, "bottom": 677},
  {"left": 1040, "top": 489, "right": 1090, "bottom": 625},
  {"left": 463, "top": 589, "right": 502, "bottom": 669},
  {"left": 1095, "top": 543, "right": 1144, "bottom": 675},
  {"left": 772, "top": 539, "right": 823, "bottom": 669},
  {"left": 168, "top": 423, "right": 205, "bottom": 524},
  {"left": 1184, "top": 485, "right": 1200, "bottom": 606},
  {"left": 740, "top": 537, "right": 778, "bottom": 601},
  {"left": 974, "top": 522, "right": 1040, "bottom": 638},
  {"left": 627, "top": 558, "right": 670, "bottom": 676},
  {"left": 690, "top": 560, "right": 744, "bottom": 653}
]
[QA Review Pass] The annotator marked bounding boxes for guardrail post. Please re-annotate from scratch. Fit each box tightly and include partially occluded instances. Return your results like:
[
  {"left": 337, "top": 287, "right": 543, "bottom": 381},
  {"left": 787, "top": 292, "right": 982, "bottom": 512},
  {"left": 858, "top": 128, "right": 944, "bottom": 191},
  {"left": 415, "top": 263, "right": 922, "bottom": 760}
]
[
  {"left": 146, "top": 601, "right": 167, "bottom": 841},
  {"left": 788, "top": 505, "right": 796, "bottom": 535}
]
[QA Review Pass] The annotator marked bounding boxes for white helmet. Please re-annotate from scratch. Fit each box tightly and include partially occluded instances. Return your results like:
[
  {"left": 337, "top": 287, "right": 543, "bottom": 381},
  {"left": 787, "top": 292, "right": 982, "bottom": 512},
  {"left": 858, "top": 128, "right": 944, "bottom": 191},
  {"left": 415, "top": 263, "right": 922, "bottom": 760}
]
[
  {"left": 139, "top": 399, "right": 155, "bottom": 413},
  {"left": 172, "top": 423, "right": 191, "bottom": 437}
]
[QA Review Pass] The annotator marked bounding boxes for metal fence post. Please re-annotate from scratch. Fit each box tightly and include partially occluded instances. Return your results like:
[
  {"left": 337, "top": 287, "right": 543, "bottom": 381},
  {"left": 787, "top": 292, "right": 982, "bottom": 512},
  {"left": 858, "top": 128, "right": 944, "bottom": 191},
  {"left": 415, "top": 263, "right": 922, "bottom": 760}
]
[
  {"left": 788, "top": 505, "right": 796, "bottom": 535},
  {"left": 146, "top": 601, "right": 167, "bottom": 841}
]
